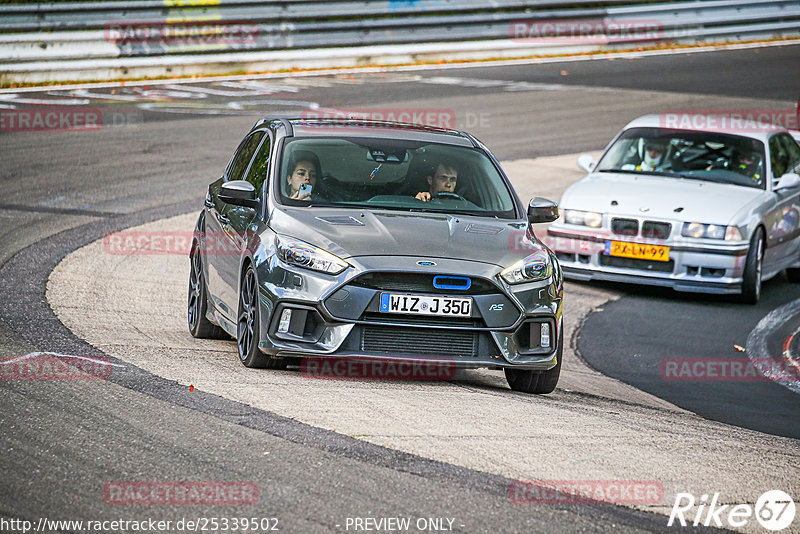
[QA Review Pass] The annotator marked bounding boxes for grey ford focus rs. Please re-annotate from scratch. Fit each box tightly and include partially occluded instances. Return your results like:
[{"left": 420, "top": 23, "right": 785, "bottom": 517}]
[{"left": 188, "top": 118, "right": 563, "bottom": 394}]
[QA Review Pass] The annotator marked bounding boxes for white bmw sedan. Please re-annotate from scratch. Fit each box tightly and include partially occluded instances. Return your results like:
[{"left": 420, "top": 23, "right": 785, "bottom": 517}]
[{"left": 547, "top": 114, "right": 800, "bottom": 303}]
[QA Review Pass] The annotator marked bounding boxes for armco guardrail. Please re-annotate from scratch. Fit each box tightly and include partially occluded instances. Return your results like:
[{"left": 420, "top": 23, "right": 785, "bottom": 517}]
[{"left": 1, "top": 0, "right": 799, "bottom": 83}]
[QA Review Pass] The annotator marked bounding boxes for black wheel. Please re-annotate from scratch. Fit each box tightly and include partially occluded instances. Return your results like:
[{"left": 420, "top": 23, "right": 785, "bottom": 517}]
[
  {"left": 188, "top": 246, "right": 227, "bottom": 339},
  {"left": 504, "top": 329, "right": 563, "bottom": 394},
  {"left": 787, "top": 267, "right": 800, "bottom": 283},
  {"left": 237, "top": 265, "right": 287, "bottom": 369},
  {"left": 739, "top": 229, "right": 764, "bottom": 304}
]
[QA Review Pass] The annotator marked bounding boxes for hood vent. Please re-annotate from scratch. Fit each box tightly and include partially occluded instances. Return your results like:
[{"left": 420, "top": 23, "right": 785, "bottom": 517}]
[
  {"left": 465, "top": 223, "right": 502, "bottom": 235},
  {"left": 315, "top": 216, "right": 365, "bottom": 226}
]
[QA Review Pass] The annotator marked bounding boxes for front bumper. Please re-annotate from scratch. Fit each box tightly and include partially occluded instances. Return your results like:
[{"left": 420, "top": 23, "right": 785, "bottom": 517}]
[
  {"left": 547, "top": 225, "right": 749, "bottom": 294},
  {"left": 254, "top": 255, "right": 563, "bottom": 370}
]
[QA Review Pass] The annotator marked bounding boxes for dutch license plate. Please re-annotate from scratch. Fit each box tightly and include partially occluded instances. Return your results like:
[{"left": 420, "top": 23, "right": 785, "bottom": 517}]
[
  {"left": 604, "top": 240, "right": 670, "bottom": 262},
  {"left": 379, "top": 293, "right": 472, "bottom": 317}
]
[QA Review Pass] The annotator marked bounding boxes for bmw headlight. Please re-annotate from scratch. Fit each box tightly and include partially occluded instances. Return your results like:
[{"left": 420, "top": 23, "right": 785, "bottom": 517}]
[
  {"left": 564, "top": 209, "right": 603, "bottom": 228},
  {"left": 500, "top": 251, "right": 553, "bottom": 284},
  {"left": 275, "top": 235, "right": 349, "bottom": 275},
  {"left": 681, "top": 222, "right": 739, "bottom": 240}
]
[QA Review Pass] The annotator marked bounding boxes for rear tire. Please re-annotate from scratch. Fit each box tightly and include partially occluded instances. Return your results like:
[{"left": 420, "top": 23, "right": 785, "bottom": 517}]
[
  {"left": 739, "top": 230, "right": 764, "bottom": 304},
  {"left": 504, "top": 329, "right": 563, "bottom": 394},
  {"left": 237, "top": 264, "right": 288, "bottom": 369},
  {"left": 188, "top": 246, "right": 227, "bottom": 339}
]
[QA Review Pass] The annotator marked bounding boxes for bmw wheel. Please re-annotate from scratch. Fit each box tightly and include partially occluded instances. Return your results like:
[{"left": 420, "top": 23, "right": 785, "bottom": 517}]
[
  {"left": 188, "top": 245, "right": 227, "bottom": 339},
  {"left": 740, "top": 230, "right": 764, "bottom": 304}
]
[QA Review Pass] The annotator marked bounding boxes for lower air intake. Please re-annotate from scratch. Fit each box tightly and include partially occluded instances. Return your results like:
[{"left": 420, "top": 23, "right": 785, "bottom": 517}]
[{"left": 361, "top": 326, "right": 477, "bottom": 358}]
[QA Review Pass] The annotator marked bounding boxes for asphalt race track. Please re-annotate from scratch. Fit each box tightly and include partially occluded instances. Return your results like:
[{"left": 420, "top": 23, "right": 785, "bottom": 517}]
[{"left": 1, "top": 43, "right": 799, "bottom": 533}]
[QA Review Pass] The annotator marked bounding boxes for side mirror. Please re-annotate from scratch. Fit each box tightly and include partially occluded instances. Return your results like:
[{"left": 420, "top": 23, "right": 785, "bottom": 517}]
[
  {"left": 775, "top": 173, "right": 800, "bottom": 191},
  {"left": 219, "top": 180, "right": 259, "bottom": 209},
  {"left": 528, "top": 197, "right": 559, "bottom": 224},
  {"left": 577, "top": 154, "right": 597, "bottom": 173}
]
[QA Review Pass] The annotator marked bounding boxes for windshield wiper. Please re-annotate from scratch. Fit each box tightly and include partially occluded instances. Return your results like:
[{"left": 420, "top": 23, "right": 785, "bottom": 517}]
[{"left": 599, "top": 168, "right": 689, "bottom": 179}]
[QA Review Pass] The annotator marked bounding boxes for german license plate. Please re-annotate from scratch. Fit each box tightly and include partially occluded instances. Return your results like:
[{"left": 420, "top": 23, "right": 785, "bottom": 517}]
[
  {"left": 604, "top": 240, "right": 670, "bottom": 262},
  {"left": 379, "top": 293, "right": 472, "bottom": 317}
]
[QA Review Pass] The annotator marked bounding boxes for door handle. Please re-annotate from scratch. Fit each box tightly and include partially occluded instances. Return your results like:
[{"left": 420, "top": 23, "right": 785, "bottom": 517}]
[{"left": 216, "top": 212, "right": 230, "bottom": 225}]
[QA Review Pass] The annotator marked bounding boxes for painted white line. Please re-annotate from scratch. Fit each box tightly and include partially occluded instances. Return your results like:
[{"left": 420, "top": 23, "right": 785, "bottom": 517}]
[
  {"left": 1, "top": 351, "right": 125, "bottom": 367},
  {"left": 2, "top": 39, "right": 797, "bottom": 94},
  {"left": 745, "top": 298, "right": 800, "bottom": 395},
  {"left": 0, "top": 94, "right": 91, "bottom": 105}
]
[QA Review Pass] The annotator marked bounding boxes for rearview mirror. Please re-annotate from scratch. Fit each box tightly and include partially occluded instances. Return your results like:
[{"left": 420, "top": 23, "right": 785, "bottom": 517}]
[
  {"left": 577, "top": 154, "right": 597, "bottom": 173},
  {"left": 775, "top": 173, "right": 800, "bottom": 191},
  {"left": 219, "top": 180, "right": 259, "bottom": 209},
  {"left": 528, "top": 197, "right": 559, "bottom": 224}
]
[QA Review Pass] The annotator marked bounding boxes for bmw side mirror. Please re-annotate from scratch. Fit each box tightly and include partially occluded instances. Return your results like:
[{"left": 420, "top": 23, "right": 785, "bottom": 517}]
[
  {"left": 577, "top": 154, "right": 597, "bottom": 173},
  {"left": 219, "top": 180, "right": 259, "bottom": 209},
  {"left": 775, "top": 173, "right": 800, "bottom": 191},
  {"left": 528, "top": 197, "right": 559, "bottom": 224}
]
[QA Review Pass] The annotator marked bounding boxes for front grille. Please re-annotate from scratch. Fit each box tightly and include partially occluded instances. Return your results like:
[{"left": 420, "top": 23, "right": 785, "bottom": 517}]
[
  {"left": 349, "top": 272, "right": 497, "bottom": 295},
  {"left": 361, "top": 326, "right": 478, "bottom": 358},
  {"left": 600, "top": 255, "right": 674, "bottom": 273},
  {"left": 642, "top": 221, "right": 671, "bottom": 240},
  {"left": 612, "top": 218, "right": 638, "bottom": 236}
]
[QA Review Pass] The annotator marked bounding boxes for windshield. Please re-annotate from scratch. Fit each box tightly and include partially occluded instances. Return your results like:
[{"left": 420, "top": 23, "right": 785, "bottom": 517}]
[
  {"left": 275, "top": 137, "right": 517, "bottom": 218},
  {"left": 596, "top": 127, "right": 767, "bottom": 189}
]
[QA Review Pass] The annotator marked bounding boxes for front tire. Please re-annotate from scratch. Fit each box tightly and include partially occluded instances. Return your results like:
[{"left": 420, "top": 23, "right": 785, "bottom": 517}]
[
  {"left": 237, "top": 264, "right": 287, "bottom": 369},
  {"left": 739, "top": 229, "right": 764, "bottom": 304},
  {"left": 504, "top": 329, "right": 563, "bottom": 394}
]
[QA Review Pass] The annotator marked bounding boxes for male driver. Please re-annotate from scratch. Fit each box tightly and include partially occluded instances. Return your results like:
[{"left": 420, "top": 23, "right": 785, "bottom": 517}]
[{"left": 415, "top": 162, "right": 458, "bottom": 201}]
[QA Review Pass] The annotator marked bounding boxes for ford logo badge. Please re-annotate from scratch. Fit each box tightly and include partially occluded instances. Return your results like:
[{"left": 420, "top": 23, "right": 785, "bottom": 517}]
[{"left": 417, "top": 260, "right": 437, "bottom": 266}]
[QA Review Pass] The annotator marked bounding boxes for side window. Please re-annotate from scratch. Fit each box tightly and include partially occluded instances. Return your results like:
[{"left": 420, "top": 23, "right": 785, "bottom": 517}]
[
  {"left": 778, "top": 134, "right": 800, "bottom": 174},
  {"left": 244, "top": 134, "right": 272, "bottom": 197},
  {"left": 769, "top": 136, "right": 790, "bottom": 179},
  {"left": 227, "top": 131, "right": 265, "bottom": 182}
]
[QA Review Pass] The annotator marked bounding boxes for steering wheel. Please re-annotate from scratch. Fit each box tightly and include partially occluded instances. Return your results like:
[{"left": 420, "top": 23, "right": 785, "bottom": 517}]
[{"left": 432, "top": 192, "right": 465, "bottom": 201}]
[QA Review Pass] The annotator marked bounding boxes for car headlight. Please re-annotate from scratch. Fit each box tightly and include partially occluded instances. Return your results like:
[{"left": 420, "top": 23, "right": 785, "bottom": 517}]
[
  {"left": 681, "top": 222, "right": 735, "bottom": 240},
  {"left": 275, "top": 235, "right": 349, "bottom": 275},
  {"left": 500, "top": 251, "right": 553, "bottom": 284},
  {"left": 564, "top": 209, "right": 602, "bottom": 228}
]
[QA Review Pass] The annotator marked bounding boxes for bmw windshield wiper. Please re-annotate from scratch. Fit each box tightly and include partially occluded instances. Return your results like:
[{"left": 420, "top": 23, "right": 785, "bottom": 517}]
[{"left": 599, "top": 169, "right": 689, "bottom": 179}]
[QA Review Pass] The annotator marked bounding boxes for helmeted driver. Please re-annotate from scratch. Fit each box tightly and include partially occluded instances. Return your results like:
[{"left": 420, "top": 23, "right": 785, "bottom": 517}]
[
  {"left": 638, "top": 140, "right": 669, "bottom": 172},
  {"left": 733, "top": 148, "right": 762, "bottom": 181}
]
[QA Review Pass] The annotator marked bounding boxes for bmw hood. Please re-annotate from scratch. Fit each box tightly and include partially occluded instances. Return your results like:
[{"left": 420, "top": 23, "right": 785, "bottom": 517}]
[
  {"left": 562, "top": 172, "right": 765, "bottom": 224},
  {"left": 269, "top": 207, "right": 536, "bottom": 268}
]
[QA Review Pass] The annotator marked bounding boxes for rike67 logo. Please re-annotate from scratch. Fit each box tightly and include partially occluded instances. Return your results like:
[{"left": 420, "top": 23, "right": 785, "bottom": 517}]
[{"left": 668, "top": 490, "right": 795, "bottom": 531}]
